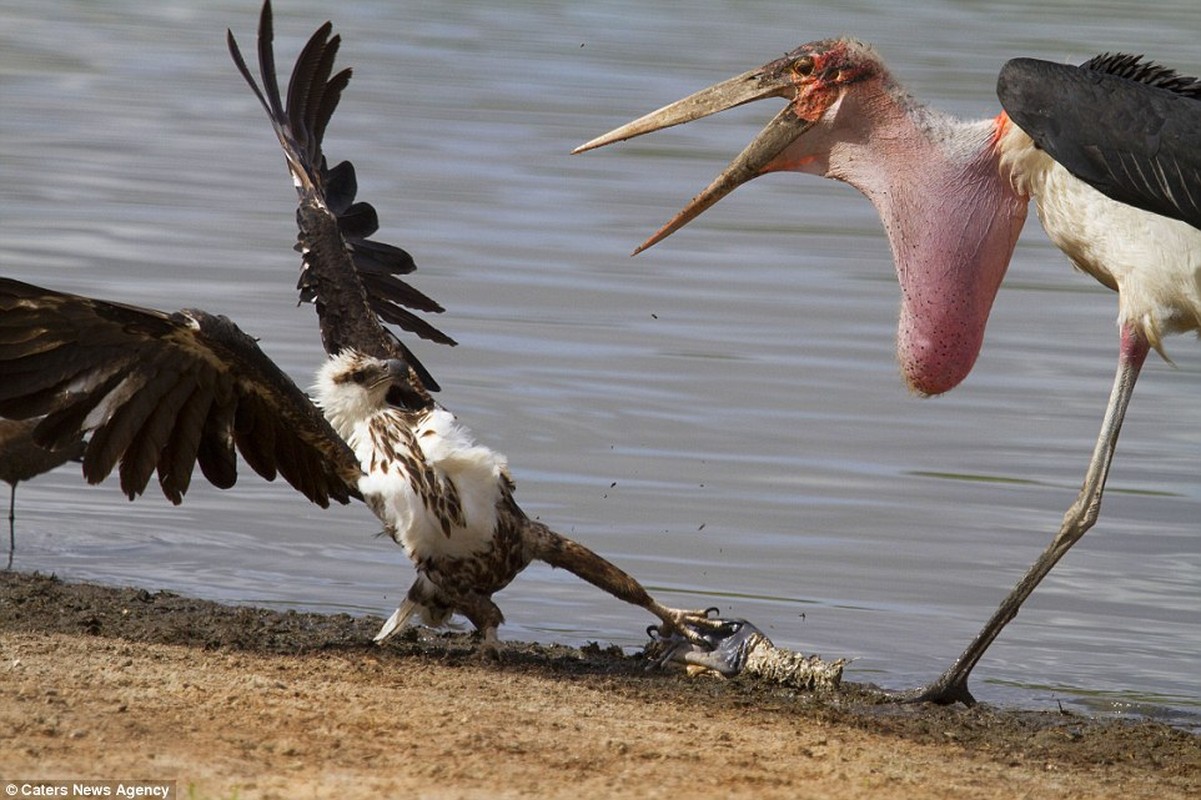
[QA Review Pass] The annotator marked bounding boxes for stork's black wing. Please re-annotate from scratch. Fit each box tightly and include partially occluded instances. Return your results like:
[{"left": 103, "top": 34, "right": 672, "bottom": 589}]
[
  {"left": 998, "top": 55, "right": 1201, "bottom": 230},
  {"left": 0, "top": 277, "right": 362, "bottom": 508},
  {"left": 227, "top": 0, "right": 452, "bottom": 395}
]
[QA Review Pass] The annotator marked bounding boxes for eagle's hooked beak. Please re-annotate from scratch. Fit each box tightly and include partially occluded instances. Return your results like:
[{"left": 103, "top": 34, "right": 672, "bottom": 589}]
[{"left": 383, "top": 358, "right": 408, "bottom": 383}]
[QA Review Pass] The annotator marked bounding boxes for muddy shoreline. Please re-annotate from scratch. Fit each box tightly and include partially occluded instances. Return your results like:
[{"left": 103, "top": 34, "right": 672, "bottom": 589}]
[{"left": 2, "top": 570, "right": 1198, "bottom": 798}]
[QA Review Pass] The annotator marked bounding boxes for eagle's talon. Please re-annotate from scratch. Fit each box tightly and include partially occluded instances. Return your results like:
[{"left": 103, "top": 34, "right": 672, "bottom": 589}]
[
  {"left": 647, "top": 614, "right": 764, "bottom": 678},
  {"left": 651, "top": 605, "right": 729, "bottom": 641}
]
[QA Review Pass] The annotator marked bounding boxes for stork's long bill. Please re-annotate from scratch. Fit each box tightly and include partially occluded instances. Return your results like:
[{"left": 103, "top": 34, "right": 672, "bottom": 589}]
[
  {"left": 577, "top": 39, "right": 1030, "bottom": 397},
  {"left": 575, "top": 65, "right": 813, "bottom": 253}
]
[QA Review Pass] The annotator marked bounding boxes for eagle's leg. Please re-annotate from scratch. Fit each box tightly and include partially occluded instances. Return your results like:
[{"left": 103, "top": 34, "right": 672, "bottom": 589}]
[
  {"left": 643, "top": 601, "right": 724, "bottom": 642},
  {"left": 447, "top": 588, "right": 507, "bottom": 658},
  {"left": 413, "top": 574, "right": 506, "bottom": 653},
  {"left": 375, "top": 574, "right": 503, "bottom": 656},
  {"left": 526, "top": 521, "right": 723, "bottom": 645}
]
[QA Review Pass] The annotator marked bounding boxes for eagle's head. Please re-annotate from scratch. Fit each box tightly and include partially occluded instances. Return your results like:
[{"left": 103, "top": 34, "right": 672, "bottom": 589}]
[{"left": 312, "top": 350, "right": 408, "bottom": 432}]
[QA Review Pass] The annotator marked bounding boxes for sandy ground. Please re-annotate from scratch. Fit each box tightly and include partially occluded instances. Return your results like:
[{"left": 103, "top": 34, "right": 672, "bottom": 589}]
[{"left": 1, "top": 571, "right": 1198, "bottom": 799}]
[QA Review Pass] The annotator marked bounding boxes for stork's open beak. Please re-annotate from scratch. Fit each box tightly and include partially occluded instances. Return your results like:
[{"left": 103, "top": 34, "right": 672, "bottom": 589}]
[{"left": 574, "top": 64, "right": 810, "bottom": 253}]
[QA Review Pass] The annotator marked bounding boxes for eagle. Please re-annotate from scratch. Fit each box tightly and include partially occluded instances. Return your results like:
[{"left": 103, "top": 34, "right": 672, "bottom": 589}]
[{"left": 0, "top": 1, "right": 718, "bottom": 651}]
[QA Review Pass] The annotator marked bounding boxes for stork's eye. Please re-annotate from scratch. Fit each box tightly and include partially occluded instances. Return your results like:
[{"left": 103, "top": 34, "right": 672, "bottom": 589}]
[{"left": 792, "top": 56, "right": 815, "bottom": 78}]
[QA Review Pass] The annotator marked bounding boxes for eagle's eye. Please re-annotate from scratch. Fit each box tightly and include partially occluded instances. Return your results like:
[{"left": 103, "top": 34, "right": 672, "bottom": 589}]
[{"left": 350, "top": 369, "right": 368, "bottom": 385}]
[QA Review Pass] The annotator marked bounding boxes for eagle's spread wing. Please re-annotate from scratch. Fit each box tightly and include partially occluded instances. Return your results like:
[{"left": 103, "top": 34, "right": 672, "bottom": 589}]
[
  {"left": 227, "top": 1, "right": 452, "bottom": 397},
  {"left": 997, "top": 55, "right": 1201, "bottom": 230},
  {"left": 0, "top": 277, "right": 362, "bottom": 507}
]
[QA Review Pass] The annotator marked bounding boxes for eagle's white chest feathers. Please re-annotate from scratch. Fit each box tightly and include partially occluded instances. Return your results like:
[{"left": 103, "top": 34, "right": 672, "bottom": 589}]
[{"left": 346, "top": 407, "right": 509, "bottom": 562}]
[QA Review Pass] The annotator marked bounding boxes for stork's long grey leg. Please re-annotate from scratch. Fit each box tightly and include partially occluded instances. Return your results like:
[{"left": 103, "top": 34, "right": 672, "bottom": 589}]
[
  {"left": 913, "top": 326, "right": 1150, "bottom": 705},
  {"left": 6, "top": 483, "right": 16, "bottom": 571}
]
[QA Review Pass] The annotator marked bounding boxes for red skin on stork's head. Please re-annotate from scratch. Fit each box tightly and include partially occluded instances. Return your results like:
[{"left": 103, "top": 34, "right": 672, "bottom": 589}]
[{"left": 578, "top": 38, "right": 1029, "bottom": 395}]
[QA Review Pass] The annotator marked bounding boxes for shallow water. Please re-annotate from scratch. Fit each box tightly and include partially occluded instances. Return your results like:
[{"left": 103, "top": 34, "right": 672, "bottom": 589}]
[{"left": 1, "top": 0, "right": 1198, "bottom": 727}]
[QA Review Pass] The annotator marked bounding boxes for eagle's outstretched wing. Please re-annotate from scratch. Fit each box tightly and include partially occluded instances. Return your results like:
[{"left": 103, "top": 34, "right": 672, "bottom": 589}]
[
  {"left": 227, "top": 0, "right": 452, "bottom": 397},
  {"left": 0, "top": 277, "right": 362, "bottom": 507},
  {"left": 998, "top": 54, "right": 1201, "bottom": 230}
]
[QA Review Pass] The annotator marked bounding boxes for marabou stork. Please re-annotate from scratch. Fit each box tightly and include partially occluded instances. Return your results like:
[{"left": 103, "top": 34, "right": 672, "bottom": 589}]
[
  {"left": 575, "top": 40, "right": 1201, "bottom": 705},
  {"left": 0, "top": 1, "right": 720, "bottom": 652},
  {"left": 1, "top": 418, "right": 85, "bottom": 569}
]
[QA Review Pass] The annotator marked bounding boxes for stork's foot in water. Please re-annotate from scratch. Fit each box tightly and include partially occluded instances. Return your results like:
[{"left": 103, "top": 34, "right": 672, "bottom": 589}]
[
  {"left": 890, "top": 672, "right": 977, "bottom": 707},
  {"left": 647, "top": 615, "right": 846, "bottom": 691}
]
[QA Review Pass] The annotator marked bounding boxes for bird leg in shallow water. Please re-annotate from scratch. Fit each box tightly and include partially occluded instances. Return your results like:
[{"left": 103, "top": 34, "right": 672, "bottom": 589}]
[
  {"left": 647, "top": 617, "right": 846, "bottom": 691},
  {"left": 6, "top": 485, "right": 15, "bottom": 571},
  {"left": 910, "top": 326, "right": 1151, "bottom": 706}
]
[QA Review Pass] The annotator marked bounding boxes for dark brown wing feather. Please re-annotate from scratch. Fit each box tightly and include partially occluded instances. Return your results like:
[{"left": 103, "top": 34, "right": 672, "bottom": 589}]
[
  {"left": 0, "top": 277, "right": 362, "bottom": 507},
  {"left": 0, "top": 418, "right": 85, "bottom": 486},
  {"left": 227, "top": 1, "right": 451, "bottom": 399}
]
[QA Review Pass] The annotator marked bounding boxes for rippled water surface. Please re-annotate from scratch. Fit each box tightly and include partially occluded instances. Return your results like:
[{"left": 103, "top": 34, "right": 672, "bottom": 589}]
[{"left": 2, "top": 0, "right": 1199, "bottom": 726}]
